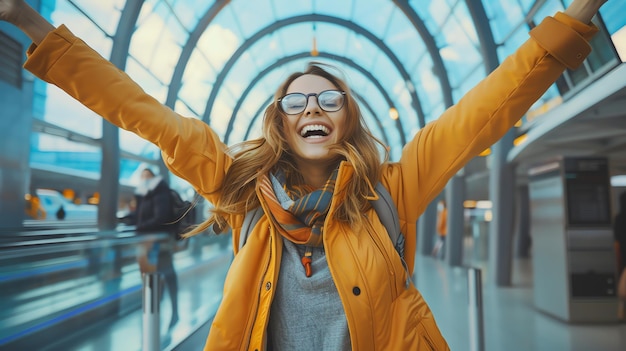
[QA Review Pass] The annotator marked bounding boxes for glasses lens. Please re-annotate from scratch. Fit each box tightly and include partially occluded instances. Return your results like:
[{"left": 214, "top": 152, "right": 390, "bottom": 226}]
[
  {"left": 280, "top": 93, "right": 307, "bottom": 114},
  {"left": 318, "top": 91, "right": 344, "bottom": 112}
]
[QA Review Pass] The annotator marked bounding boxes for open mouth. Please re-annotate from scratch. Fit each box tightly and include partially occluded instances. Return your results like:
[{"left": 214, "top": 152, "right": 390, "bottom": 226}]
[{"left": 299, "top": 124, "right": 331, "bottom": 139}]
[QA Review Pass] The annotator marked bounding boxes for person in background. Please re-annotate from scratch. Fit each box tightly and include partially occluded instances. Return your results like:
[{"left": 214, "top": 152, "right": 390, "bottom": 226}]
[
  {"left": 134, "top": 168, "right": 173, "bottom": 232},
  {"left": 432, "top": 199, "right": 447, "bottom": 259},
  {"left": 0, "top": 0, "right": 607, "bottom": 349},
  {"left": 133, "top": 168, "right": 180, "bottom": 329}
]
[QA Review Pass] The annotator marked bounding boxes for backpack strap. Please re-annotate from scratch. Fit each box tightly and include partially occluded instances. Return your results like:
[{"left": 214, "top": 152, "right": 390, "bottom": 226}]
[
  {"left": 238, "top": 206, "right": 264, "bottom": 251},
  {"left": 372, "top": 182, "right": 404, "bottom": 259},
  {"left": 373, "top": 183, "right": 410, "bottom": 287}
]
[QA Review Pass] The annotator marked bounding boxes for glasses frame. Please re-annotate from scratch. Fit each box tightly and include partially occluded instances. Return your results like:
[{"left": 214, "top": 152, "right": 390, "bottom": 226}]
[{"left": 278, "top": 90, "right": 346, "bottom": 115}]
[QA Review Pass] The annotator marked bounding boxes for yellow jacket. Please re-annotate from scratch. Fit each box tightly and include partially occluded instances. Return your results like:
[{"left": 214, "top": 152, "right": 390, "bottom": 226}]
[{"left": 24, "top": 12, "right": 595, "bottom": 351}]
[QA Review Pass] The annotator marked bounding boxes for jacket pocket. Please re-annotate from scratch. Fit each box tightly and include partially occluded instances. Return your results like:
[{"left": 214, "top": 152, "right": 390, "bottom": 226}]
[
  {"left": 386, "top": 286, "right": 450, "bottom": 350},
  {"left": 416, "top": 318, "right": 449, "bottom": 351}
]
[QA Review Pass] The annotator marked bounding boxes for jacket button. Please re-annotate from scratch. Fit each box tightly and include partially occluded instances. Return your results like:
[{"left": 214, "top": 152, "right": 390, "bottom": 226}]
[
  {"left": 266, "top": 282, "right": 272, "bottom": 290},
  {"left": 352, "top": 287, "right": 361, "bottom": 296}
]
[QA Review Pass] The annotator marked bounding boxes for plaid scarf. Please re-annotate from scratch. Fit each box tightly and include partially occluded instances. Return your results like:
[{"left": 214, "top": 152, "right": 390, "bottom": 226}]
[{"left": 259, "top": 169, "right": 338, "bottom": 247}]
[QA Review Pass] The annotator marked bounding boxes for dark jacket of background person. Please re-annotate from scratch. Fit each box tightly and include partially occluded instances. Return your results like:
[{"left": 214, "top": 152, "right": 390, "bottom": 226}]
[{"left": 135, "top": 176, "right": 174, "bottom": 232}]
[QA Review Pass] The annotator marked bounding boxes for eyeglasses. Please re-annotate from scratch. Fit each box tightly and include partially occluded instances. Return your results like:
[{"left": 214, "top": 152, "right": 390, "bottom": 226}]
[{"left": 278, "top": 90, "right": 346, "bottom": 115}]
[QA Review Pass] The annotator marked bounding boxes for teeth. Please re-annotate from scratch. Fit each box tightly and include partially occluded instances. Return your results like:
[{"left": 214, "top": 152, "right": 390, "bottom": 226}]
[{"left": 300, "top": 124, "right": 330, "bottom": 137}]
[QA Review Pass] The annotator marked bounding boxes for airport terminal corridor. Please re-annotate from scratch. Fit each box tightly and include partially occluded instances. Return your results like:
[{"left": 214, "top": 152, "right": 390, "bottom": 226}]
[{"left": 1, "top": 0, "right": 626, "bottom": 350}]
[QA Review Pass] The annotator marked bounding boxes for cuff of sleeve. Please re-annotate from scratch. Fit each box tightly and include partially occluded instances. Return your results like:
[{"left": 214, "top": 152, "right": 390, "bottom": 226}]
[
  {"left": 24, "top": 25, "right": 76, "bottom": 80},
  {"left": 529, "top": 12, "right": 598, "bottom": 70},
  {"left": 554, "top": 12, "right": 598, "bottom": 40}
]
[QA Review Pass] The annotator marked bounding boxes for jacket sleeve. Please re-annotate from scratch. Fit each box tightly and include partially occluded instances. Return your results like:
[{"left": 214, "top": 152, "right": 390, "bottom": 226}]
[
  {"left": 385, "top": 12, "right": 597, "bottom": 224},
  {"left": 380, "top": 13, "right": 597, "bottom": 271},
  {"left": 23, "top": 25, "right": 231, "bottom": 204}
]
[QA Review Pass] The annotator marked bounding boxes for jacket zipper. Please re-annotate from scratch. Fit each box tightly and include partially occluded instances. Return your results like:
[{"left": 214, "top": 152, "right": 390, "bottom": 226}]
[{"left": 243, "top": 234, "right": 273, "bottom": 350}]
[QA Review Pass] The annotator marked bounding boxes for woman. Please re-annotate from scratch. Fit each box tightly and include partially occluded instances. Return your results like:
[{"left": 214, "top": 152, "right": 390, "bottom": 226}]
[{"left": 0, "top": 0, "right": 606, "bottom": 349}]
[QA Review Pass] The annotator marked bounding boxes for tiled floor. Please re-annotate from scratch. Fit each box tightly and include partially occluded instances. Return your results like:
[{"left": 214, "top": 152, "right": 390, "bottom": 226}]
[
  {"left": 30, "top": 248, "right": 626, "bottom": 351},
  {"left": 414, "top": 254, "right": 626, "bottom": 351}
]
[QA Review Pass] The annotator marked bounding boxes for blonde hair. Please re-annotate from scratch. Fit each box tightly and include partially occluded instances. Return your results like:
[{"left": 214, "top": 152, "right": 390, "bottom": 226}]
[{"left": 186, "top": 62, "right": 389, "bottom": 236}]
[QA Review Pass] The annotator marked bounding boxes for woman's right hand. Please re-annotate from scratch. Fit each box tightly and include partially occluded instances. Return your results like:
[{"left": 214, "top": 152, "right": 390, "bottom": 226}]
[
  {"left": 0, "top": 0, "right": 21, "bottom": 24},
  {"left": 564, "top": 0, "right": 608, "bottom": 24},
  {"left": 0, "top": 0, "right": 54, "bottom": 45}
]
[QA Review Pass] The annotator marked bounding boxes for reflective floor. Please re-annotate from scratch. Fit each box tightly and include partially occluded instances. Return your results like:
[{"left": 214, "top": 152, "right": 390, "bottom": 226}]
[
  {"left": 417, "top": 254, "right": 626, "bottom": 351},
  {"left": 0, "top": 229, "right": 232, "bottom": 351},
  {"left": 5, "top": 240, "right": 624, "bottom": 351},
  {"left": 34, "top": 250, "right": 231, "bottom": 351}
]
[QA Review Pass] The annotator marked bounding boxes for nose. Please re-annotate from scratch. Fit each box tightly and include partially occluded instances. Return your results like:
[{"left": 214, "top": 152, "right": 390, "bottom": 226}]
[{"left": 303, "top": 93, "right": 321, "bottom": 115}]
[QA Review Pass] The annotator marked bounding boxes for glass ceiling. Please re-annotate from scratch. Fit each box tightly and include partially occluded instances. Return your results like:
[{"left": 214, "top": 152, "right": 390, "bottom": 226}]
[{"left": 31, "top": 0, "right": 626, "bottom": 185}]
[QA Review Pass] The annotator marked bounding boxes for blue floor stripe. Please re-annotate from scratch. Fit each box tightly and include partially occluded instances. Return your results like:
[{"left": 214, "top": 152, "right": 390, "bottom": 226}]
[
  {"left": 0, "top": 284, "right": 142, "bottom": 346},
  {"left": 0, "top": 260, "right": 88, "bottom": 283}
]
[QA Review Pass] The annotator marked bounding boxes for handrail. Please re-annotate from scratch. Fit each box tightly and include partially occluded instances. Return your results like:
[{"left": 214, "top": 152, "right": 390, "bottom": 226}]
[{"left": 0, "top": 230, "right": 171, "bottom": 259}]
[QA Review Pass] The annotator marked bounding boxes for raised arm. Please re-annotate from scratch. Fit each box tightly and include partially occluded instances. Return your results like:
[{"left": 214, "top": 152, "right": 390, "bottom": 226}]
[
  {"left": 0, "top": 0, "right": 54, "bottom": 45},
  {"left": 564, "top": 0, "right": 607, "bottom": 24},
  {"left": 0, "top": 0, "right": 232, "bottom": 204},
  {"left": 384, "top": 0, "right": 608, "bottom": 225}
]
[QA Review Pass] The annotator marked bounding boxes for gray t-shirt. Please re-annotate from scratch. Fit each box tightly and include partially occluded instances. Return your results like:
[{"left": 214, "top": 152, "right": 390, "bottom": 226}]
[{"left": 267, "top": 238, "right": 351, "bottom": 350}]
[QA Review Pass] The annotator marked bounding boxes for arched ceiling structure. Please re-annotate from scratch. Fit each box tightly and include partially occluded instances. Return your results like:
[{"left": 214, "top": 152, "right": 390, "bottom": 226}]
[
  {"left": 66, "top": 2, "right": 615, "bottom": 187},
  {"left": 152, "top": 0, "right": 473, "bottom": 160},
  {"left": 37, "top": 0, "right": 505, "bottom": 163},
  {"left": 24, "top": 0, "right": 626, "bottom": 210},
  {"left": 200, "top": 14, "right": 426, "bottom": 141},
  {"left": 26, "top": 0, "right": 626, "bottom": 219}
]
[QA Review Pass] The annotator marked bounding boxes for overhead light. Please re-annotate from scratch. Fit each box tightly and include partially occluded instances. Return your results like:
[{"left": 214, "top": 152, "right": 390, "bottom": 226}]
[
  {"left": 464, "top": 200, "right": 477, "bottom": 208},
  {"left": 311, "top": 23, "right": 319, "bottom": 57},
  {"left": 611, "top": 175, "right": 626, "bottom": 186},
  {"left": 476, "top": 200, "right": 492, "bottom": 209},
  {"left": 484, "top": 210, "right": 493, "bottom": 222},
  {"left": 514, "top": 133, "right": 527, "bottom": 146},
  {"left": 389, "top": 107, "right": 399, "bottom": 120},
  {"left": 311, "top": 37, "right": 319, "bottom": 56}
]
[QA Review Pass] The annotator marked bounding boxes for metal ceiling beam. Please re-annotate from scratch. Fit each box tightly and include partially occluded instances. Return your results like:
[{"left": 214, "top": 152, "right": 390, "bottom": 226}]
[
  {"left": 392, "top": 0, "right": 454, "bottom": 108},
  {"left": 224, "top": 51, "right": 400, "bottom": 146},
  {"left": 165, "top": 0, "right": 231, "bottom": 108},
  {"left": 465, "top": 0, "right": 514, "bottom": 287},
  {"left": 464, "top": 0, "right": 499, "bottom": 72},
  {"left": 200, "top": 14, "right": 425, "bottom": 135},
  {"left": 98, "top": 0, "right": 144, "bottom": 230}
]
